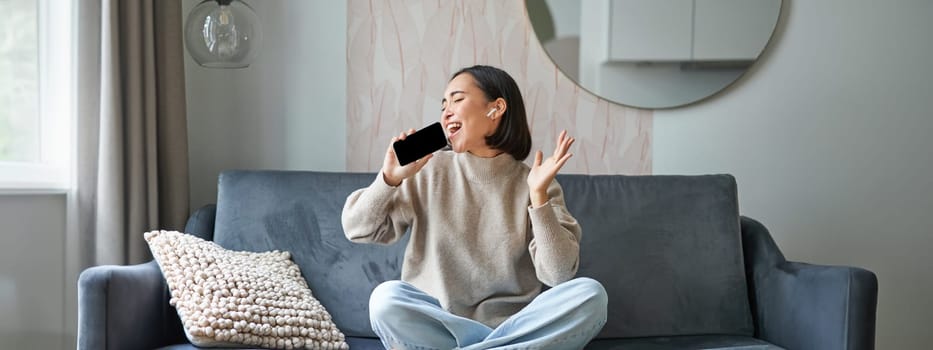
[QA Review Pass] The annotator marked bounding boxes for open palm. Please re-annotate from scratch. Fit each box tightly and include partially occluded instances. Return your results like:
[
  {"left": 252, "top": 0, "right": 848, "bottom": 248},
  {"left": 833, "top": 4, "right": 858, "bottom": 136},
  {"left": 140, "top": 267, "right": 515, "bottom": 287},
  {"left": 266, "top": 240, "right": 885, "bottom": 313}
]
[{"left": 527, "top": 130, "right": 575, "bottom": 199}]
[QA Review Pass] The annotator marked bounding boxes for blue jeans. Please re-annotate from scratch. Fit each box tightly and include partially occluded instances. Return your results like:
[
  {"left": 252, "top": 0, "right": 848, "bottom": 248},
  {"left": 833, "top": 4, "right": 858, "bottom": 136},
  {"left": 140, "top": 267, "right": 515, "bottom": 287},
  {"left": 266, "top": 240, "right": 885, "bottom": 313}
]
[{"left": 369, "top": 277, "right": 608, "bottom": 350}]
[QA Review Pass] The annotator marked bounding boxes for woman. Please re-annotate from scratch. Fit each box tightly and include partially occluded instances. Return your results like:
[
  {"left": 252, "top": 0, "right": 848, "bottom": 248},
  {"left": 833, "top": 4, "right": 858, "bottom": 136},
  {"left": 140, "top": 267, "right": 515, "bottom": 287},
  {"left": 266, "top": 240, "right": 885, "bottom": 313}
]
[{"left": 342, "top": 65, "right": 607, "bottom": 349}]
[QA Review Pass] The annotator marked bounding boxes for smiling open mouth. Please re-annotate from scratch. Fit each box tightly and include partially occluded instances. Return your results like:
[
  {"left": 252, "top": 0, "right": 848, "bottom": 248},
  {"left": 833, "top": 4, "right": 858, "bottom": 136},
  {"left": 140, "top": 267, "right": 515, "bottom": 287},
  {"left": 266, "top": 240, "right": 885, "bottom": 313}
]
[{"left": 446, "top": 122, "right": 462, "bottom": 139}]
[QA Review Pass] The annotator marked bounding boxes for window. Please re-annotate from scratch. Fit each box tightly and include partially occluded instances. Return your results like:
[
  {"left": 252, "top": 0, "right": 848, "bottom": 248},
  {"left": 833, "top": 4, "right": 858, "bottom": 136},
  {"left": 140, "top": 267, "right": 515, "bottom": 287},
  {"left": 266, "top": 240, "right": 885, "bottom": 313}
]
[{"left": 0, "top": 0, "right": 72, "bottom": 189}]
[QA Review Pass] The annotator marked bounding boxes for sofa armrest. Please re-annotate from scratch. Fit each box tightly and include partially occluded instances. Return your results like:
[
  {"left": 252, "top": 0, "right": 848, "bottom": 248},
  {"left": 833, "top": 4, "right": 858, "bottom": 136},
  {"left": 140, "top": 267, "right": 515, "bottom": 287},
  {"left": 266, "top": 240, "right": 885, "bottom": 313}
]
[
  {"left": 184, "top": 204, "right": 216, "bottom": 240},
  {"left": 741, "top": 216, "right": 878, "bottom": 350},
  {"left": 78, "top": 260, "right": 186, "bottom": 350}
]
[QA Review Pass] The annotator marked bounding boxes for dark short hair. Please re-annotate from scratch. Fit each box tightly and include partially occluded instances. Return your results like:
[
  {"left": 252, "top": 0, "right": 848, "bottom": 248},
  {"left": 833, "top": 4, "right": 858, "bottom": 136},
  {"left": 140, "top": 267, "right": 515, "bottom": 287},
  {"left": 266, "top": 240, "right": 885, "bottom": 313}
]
[{"left": 451, "top": 65, "right": 532, "bottom": 161}]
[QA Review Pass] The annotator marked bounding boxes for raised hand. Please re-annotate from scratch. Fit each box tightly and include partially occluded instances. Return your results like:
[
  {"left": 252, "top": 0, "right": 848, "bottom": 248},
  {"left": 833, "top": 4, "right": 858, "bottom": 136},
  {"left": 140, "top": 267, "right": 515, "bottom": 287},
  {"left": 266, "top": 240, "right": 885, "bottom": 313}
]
[
  {"left": 382, "top": 129, "right": 433, "bottom": 186},
  {"left": 527, "top": 130, "right": 574, "bottom": 207}
]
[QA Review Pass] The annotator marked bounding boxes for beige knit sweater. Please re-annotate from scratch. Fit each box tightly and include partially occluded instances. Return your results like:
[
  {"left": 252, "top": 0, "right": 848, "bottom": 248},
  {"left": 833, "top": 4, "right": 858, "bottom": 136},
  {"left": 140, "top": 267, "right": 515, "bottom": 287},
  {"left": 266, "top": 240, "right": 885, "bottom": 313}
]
[{"left": 341, "top": 151, "right": 582, "bottom": 328}]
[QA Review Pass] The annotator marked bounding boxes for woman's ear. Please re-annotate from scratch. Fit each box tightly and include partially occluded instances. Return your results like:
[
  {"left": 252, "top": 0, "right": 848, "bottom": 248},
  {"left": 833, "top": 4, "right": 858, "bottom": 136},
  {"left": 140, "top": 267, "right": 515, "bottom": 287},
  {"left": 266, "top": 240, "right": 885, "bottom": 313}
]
[{"left": 491, "top": 98, "right": 507, "bottom": 119}]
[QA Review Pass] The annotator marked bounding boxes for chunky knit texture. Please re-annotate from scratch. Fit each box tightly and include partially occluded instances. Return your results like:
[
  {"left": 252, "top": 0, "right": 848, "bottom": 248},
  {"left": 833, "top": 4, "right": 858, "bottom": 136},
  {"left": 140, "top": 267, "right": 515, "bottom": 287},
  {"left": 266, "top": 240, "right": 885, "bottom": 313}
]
[
  {"left": 145, "top": 230, "right": 349, "bottom": 350},
  {"left": 342, "top": 151, "right": 582, "bottom": 328}
]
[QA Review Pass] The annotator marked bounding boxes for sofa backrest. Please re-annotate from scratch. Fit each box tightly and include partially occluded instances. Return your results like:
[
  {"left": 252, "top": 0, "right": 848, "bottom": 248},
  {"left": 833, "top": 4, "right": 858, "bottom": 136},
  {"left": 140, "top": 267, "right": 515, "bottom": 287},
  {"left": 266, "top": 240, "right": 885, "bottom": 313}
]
[
  {"left": 559, "top": 174, "right": 754, "bottom": 338},
  {"left": 213, "top": 171, "right": 406, "bottom": 338},
  {"left": 211, "top": 170, "right": 753, "bottom": 339}
]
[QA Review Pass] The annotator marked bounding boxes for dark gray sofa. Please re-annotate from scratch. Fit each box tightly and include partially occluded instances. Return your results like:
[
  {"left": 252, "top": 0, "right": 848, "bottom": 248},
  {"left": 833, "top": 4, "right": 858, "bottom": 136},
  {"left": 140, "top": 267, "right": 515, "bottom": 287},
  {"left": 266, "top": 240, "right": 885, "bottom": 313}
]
[{"left": 78, "top": 170, "right": 878, "bottom": 350}]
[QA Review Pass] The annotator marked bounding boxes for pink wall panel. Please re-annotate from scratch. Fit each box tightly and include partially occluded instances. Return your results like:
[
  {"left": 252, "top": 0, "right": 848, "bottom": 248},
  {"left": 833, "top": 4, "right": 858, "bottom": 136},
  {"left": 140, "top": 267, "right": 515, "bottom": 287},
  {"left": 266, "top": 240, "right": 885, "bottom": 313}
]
[{"left": 347, "top": 0, "right": 652, "bottom": 174}]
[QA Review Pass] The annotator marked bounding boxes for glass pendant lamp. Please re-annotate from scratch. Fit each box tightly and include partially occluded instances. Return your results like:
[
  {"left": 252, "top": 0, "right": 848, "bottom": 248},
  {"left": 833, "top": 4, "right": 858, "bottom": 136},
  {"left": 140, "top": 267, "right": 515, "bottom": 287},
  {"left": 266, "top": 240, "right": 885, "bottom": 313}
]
[{"left": 184, "top": 0, "right": 262, "bottom": 68}]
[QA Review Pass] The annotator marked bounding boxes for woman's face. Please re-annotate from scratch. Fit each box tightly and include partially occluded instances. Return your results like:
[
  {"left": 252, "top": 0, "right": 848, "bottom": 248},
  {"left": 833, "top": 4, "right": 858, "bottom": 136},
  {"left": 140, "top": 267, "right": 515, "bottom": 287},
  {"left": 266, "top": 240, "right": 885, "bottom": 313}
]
[{"left": 440, "top": 73, "right": 501, "bottom": 157}]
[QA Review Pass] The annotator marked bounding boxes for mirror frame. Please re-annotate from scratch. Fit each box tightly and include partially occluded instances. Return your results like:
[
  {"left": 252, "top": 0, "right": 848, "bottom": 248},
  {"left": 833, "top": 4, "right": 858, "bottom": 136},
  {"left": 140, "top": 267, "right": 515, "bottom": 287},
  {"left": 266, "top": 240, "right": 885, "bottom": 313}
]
[{"left": 526, "top": 0, "right": 785, "bottom": 109}]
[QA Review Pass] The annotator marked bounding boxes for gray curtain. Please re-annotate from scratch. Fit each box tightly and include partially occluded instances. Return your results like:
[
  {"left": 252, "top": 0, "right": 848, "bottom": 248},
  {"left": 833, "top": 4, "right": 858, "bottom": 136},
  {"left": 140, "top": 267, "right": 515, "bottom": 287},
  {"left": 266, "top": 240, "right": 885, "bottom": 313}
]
[{"left": 75, "top": 0, "right": 189, "bottom": 267}]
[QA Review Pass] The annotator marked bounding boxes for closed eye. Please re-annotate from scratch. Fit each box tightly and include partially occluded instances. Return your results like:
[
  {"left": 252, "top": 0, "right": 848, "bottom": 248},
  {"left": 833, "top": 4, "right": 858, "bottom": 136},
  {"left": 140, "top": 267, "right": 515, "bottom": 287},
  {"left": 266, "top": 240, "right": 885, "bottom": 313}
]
[
  {"left": 441, "top": 91, "right": 465, "bottom": 111},
  {"left": 440, "top": 99, "right": 464, "bottom": 111}
]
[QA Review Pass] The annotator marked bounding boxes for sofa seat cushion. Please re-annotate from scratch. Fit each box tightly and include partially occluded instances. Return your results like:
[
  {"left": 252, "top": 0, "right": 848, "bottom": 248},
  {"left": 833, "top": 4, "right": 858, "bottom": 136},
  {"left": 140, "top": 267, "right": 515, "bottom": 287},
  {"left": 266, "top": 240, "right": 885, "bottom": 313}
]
[
  {"left": 157, "top": 335, "right": 782, "bottom": 350},
  {"left": 584, "top": 335, "right": 785, "bottom": 349},
  {"left": 156, "top": 337, "right": 384, "bottom": 350}
]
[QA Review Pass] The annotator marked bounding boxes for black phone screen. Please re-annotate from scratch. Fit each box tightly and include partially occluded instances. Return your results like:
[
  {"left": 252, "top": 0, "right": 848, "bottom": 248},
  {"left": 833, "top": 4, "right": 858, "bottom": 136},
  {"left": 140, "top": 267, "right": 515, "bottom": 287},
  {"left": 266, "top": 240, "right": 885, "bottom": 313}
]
[{"left": 392, "top": 122, "right": 448, "bottom": 166}]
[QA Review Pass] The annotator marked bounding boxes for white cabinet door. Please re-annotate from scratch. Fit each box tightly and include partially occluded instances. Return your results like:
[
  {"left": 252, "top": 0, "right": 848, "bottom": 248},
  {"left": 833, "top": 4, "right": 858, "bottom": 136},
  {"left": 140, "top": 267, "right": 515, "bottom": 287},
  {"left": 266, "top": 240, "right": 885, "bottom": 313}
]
[
  {"left": 692, "top": 0, "right": 781, "bottom": 60},
  {"left": 608, "top": 0, "right": 693, "bottom": 61}
]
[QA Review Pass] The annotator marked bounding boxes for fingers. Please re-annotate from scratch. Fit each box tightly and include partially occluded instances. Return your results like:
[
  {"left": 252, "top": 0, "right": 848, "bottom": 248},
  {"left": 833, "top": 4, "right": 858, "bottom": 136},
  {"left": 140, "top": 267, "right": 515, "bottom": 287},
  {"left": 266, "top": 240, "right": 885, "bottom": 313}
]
[
  {"left": 562, "top": 135, "right": 575, "bottom": 153},
  {"left": 555, "top": 151, "right": 573, "bottom": 168},
  {"left": 401, "top": 153, "right": 433, "bottom": 175},
  {"left": 551, "top": 130, "right": 575, "bottom": 160},
  {"left": 388, "top": 128, "right": 415, "bottom": 159},
  {"left": 414, "top": 153, "right": 433, "bottom": 167},
  {"left": 393, "top": 129, "right": 416, "bottom": 143},
  {"left": 400, "top": 128, "right": 416, "bottom": 140},
  {"left": 387, "top": 135, "right": 399, "bottom": 155},
  {"left": 390, "top": 132, "right": 403, "bottom": 145},
  {"left": 534, "top": 150, "right": 543, "bottom": 167},
  {"left": 552, "top": 130, "right": 566, "bottom": 156}
]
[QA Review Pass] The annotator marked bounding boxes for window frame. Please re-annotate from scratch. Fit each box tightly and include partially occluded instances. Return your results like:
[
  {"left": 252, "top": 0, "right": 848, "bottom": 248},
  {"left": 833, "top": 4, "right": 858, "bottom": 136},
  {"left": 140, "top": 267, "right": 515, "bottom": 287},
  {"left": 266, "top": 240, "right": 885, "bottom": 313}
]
[{"left": 0, "top": 0, "right": 74, "bottom": 190}]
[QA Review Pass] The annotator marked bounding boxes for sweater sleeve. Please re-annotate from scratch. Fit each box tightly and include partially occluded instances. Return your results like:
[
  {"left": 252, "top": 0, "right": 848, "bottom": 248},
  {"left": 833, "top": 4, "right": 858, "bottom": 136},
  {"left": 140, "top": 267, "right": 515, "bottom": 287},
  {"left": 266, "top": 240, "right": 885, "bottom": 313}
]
[
  {"left": 341, "top": 174, "right": 414, "bottom": 245},
  {"left": 527, "top": 179, "right": 582, "bottom": 287}
]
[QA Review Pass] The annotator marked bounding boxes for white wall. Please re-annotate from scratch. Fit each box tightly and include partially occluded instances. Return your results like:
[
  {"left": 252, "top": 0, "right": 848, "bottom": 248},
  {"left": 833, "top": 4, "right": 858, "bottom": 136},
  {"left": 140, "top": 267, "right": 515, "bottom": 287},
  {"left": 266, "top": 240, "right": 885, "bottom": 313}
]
[
  {"left": 0, "top": 193, "right": 67, "bottom": 349},
  {"left": 183, "top": 0, "right": 347, "bottom": 210},
  {"left": 653, "top": 1, "right": 933, "bottom": 348}
]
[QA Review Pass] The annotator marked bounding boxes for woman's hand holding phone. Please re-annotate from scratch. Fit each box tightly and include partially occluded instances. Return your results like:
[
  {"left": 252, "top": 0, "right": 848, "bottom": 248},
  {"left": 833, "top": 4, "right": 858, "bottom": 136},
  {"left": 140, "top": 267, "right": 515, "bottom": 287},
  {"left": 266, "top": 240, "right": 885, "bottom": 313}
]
[{"left": 382, "top": 129, "right": 434, "bottom": 187}]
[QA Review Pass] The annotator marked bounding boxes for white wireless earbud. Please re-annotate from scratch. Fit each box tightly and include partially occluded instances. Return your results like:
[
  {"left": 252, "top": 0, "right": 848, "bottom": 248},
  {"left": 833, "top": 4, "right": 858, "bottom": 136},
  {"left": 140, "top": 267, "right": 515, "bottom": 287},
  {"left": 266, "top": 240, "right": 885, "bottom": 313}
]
[{"left": 486, "top": 108, "right": 497, "bottom": 118}]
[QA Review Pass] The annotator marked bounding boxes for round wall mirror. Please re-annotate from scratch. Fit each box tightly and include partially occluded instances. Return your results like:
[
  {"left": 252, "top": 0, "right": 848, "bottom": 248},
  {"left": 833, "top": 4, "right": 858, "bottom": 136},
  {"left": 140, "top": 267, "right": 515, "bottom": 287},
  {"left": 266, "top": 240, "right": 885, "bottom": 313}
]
[{"left": 526, "top": 0, "right": 783, "bottom": 109}]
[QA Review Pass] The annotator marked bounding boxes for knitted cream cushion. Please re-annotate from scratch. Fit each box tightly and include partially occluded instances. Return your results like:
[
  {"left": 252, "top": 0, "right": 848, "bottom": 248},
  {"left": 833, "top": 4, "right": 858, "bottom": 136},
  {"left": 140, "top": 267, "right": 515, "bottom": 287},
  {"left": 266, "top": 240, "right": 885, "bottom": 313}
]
[{"left": 145, "top": 230, "right": 349, "bottom": 350}]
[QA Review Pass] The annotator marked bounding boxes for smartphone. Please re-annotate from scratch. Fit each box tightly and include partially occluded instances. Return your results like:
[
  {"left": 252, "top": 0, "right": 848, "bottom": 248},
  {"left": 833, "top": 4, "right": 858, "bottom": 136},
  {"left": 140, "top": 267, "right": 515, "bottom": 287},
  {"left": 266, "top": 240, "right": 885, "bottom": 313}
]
[{"left": 392, "top": 122, "right": 448, "bottom": 166}]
